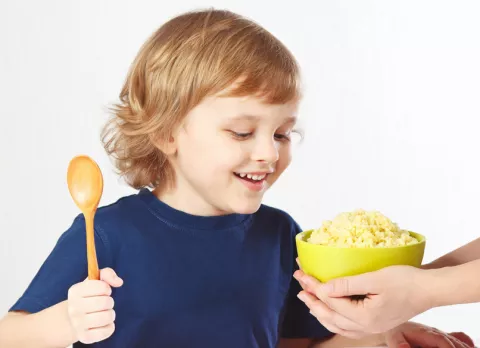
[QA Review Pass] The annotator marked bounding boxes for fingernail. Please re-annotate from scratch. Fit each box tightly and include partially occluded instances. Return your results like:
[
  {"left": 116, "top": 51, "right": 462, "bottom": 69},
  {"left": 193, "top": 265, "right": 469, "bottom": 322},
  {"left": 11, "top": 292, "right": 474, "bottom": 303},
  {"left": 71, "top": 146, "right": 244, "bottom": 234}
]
[{"left": 297, "top": 293, "right": 307, "bottom": 302}]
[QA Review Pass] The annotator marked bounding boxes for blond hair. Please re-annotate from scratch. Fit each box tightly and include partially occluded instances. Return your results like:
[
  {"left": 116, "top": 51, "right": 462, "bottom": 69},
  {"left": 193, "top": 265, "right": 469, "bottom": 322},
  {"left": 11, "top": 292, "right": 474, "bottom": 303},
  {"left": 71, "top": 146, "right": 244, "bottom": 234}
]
[{"left": 102, "top": 8, "right": 301, "bottom": 190}]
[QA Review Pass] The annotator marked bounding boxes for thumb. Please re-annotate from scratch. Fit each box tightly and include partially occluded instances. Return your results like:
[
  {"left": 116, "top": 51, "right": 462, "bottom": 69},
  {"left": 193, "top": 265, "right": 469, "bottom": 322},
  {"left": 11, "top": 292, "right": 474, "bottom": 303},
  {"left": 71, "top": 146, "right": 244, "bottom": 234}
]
[
  {"left": 100, "top": 267, "right": 124, "bottom": 288},
  {"left": 324, "top": 274, "right": 372, "bottom": 297},
  {"left": 386, "top": 330, "right": 411, "bottom": 348}
]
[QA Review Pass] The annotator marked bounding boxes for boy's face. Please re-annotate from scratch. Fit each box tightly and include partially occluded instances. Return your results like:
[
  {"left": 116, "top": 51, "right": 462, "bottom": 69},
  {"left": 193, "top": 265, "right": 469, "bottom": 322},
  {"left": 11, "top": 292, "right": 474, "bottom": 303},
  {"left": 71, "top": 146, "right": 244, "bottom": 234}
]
[{"left": 167, "top": 93, "right": 298, "bottom": 216}]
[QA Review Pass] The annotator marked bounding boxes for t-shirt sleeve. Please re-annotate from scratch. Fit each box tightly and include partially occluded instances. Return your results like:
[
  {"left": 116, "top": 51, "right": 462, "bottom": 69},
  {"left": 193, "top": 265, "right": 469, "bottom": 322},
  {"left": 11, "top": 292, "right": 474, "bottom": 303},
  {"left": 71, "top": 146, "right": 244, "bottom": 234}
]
[
  {"left": 9, "top": 215, "right": 111, "bottom": 314},
  {"left": 280, "top": 218, "right": 334, "bottom": 340}
]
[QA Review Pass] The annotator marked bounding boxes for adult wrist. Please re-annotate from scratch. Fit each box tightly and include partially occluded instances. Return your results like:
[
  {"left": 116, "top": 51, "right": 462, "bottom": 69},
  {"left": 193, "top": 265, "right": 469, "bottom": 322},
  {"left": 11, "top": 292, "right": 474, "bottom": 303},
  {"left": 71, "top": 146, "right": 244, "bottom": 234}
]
[
  {"left": 418, "top": 267, "right": 451, "bottom": 309},
  {"left": 411, "top": 267, "right": 443, "bottom": 311}
]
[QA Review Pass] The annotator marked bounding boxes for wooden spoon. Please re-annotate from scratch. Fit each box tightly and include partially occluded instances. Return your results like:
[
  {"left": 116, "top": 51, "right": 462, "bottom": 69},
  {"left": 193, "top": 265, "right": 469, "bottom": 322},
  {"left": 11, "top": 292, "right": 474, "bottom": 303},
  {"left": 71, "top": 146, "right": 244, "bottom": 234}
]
[{"left": 67, "top": 155, "right": 104, "bottom": 280}]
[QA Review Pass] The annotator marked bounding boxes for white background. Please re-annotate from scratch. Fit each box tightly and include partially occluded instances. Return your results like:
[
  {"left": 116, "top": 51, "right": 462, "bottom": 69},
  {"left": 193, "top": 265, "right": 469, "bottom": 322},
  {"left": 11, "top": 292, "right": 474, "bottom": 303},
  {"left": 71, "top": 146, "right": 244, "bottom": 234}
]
[{"left": 1, "top": 0, "right": 479, "bottom": 342}]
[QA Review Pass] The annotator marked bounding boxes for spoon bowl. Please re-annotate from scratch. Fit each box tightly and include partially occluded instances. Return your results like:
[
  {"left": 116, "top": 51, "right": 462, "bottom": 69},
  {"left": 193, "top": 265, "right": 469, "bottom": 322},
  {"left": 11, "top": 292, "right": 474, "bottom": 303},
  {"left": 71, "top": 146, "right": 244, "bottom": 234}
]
[
  {"left": 67, "top": 155, "right": 104, "bottom": 280},
  {"left": 67, "top": 156, "right": 103, "bottom": 211}
]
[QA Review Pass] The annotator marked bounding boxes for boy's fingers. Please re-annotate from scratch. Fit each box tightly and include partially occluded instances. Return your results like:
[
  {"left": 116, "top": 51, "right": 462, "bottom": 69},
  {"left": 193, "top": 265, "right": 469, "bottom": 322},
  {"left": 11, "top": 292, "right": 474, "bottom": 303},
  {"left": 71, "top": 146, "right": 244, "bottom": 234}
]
[
  {"left": 82, "top": 295, "right": 115, "bottom": 314},
  {"left": 85, "top": 309, "right": 116, "bottom": 329},
  {"left": 448, "top": 332, "right": 475, "bottom": 347},
  {"left": 69, "top": 280, "right": 112, "bottom": 298},
  {"left": 402, "top": 329, "right": 456, "bottom": 348},
  {"left": 386, "top": 330, "right": 411, "bottom": 348},
  {"left": 100, "top": 268, "right": 123, "bottom": 288},
  {"left": 78, "top": 323, "right": 115, "bottom": 344},
  {"left": 82, "top": 280, "right": 112, "bottom": 297}
]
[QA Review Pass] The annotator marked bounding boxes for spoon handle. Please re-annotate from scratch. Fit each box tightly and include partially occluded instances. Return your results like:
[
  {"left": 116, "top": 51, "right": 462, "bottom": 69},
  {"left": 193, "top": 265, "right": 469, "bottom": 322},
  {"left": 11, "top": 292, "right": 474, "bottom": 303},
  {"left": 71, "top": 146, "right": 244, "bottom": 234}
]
[{"left": 84, "top": 211, "right": 100, "bottom": 280}]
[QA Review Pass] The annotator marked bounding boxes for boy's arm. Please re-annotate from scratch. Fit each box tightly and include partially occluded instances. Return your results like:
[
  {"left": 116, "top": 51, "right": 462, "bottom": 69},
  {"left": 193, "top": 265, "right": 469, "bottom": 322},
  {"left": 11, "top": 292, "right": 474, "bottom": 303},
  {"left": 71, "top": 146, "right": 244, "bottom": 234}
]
[
  {"left": 1, "top": 215, "right": 112, "bottom": 347},
  {"left": 422, "top": 237, "right": 480, "bottom": 269},
  {"left": 310, "top": 322, "right": 475, "bottom": 348},
  {"left": 0, "top": 301, "right": 77, "bottom": 348},
  {"left": 279, "top": 334, "right": 385, "bottom": 348},
  {"left": 278, "top": 338, "right": 315, "bottom": 348},
  {"left": 310, "top": 333, "right": 384, "bottom": 348}
]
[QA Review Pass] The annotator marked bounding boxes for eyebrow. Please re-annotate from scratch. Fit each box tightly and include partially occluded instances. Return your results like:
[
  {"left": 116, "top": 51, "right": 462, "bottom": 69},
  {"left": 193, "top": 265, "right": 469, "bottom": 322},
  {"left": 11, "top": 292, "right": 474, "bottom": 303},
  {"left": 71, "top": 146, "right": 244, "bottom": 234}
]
[{"left": 228, "top": 114, "right": 297, "bottom": 124}]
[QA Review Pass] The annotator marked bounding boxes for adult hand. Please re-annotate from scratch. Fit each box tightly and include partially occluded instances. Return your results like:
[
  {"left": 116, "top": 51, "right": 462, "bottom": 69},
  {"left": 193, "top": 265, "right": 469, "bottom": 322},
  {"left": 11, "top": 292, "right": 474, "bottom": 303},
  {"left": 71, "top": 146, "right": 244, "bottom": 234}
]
[{"left": 294, "top": 265, "right": 435, "bottom": 336}]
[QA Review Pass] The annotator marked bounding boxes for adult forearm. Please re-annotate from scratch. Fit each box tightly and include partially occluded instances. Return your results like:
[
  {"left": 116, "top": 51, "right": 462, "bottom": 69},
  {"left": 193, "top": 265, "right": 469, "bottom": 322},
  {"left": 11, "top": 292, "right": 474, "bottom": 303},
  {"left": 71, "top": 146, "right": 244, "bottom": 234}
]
[
  {"left": 0, "top": 301, "right": 77, "bottom": 348},
  {"left": 423, "top": 238, "right": 480, "bottom": 269},
  {"left": 426, "top": 259, "right": 480, "bottom": 308}
]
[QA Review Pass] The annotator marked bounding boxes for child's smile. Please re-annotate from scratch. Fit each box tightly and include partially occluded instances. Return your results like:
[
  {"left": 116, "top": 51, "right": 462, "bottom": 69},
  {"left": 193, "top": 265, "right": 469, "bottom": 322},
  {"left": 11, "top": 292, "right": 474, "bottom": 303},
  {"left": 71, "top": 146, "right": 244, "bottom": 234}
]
[{"left": 234, "top": 171, "right": 272, "bottom": 192}]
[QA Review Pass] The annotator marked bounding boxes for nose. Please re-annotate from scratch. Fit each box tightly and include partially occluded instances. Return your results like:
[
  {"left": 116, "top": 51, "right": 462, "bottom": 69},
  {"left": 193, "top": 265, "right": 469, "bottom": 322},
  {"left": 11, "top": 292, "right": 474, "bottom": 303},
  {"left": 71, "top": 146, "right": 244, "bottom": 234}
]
[{"left": 251, "top": 137, "right": 279, "bottom": 164}]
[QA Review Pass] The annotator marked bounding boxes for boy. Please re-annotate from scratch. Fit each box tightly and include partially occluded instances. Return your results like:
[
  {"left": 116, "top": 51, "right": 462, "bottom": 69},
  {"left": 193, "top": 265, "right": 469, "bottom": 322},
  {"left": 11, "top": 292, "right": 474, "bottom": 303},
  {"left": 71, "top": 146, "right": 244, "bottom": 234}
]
[{"left": 0, "top": 8, "right": 473, "bottom": 348}]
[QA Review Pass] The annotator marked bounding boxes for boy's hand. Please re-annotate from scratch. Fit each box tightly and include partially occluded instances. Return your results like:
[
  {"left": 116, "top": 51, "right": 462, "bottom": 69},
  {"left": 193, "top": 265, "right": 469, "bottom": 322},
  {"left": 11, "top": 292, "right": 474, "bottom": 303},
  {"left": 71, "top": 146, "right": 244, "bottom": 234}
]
[
  {"left": 386, "top": 322, "right": 475, "bottom": 348},
  {"left": 67, "top": 268, "right": 123, "bottom": 344}
]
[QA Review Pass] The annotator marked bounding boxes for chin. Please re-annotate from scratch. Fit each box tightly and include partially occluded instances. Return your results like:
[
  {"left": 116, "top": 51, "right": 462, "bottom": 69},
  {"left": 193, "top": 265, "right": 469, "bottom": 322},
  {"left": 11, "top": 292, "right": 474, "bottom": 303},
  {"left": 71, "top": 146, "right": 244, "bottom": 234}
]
[{"left": 230, "top": 199, "right": 262, "bottom": 215}]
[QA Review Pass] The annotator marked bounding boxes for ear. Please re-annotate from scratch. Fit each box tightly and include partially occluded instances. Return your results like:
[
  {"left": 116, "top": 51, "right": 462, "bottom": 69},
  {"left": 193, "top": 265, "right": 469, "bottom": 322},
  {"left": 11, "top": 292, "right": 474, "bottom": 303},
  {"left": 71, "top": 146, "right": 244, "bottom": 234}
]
[
  {"left": 162, "top": 134, "right": 177, "bottom": 155},
  {"left": 150, "top": 131, "right": 178, "bottom": 156}
]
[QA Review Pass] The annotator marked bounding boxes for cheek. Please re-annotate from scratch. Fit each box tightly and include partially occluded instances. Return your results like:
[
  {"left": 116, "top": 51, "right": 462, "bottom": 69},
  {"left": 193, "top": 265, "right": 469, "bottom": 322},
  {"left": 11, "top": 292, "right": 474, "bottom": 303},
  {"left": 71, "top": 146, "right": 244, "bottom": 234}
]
[
  {"left": 276, "top": 145, "right": 292, "bottom": 172},
  {"left": 176, "top": 133, "right": 213, "bottom": 172},
  {"left": 267, "top": 145, "right": 291, "bottom": 185},
  {"left": 216, "top": 143, "right": 250, "bottom": 172},
  {"left": 178, "top": 133, "right": 246, "bottom": 174}
]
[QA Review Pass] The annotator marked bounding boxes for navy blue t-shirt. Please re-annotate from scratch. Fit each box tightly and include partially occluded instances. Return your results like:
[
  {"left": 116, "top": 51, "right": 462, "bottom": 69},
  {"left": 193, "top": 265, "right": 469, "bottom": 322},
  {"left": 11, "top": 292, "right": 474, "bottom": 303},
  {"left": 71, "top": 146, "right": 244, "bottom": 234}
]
[{"left": 10, "top": 189, "right": 333, "bottom": 347}]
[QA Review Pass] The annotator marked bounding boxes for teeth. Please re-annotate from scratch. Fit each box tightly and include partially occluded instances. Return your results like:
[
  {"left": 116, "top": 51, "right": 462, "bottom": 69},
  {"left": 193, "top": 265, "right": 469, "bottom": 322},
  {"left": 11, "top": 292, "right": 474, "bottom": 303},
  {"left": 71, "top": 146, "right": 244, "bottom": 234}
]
[
  {"left": 238, "top": 173, "right": 266, "bottom": 181},
  {"left": 236, "top": 173, "right": 267, "bottom": 181}
]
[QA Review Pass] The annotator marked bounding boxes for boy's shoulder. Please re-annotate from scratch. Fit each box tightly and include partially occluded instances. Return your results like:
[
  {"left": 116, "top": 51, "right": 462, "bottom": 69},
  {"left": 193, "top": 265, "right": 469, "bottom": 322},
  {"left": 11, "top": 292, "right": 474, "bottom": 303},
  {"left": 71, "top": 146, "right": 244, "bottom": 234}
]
[
  {"left": 256, "top": 204, "right": 302, "bottom": 232},
  {"left": 66, "top": 192, "right": 141, "bottom": 239},
  {"left": 96, "top": 192, "right": 139, "bottom": 219},
  {"left": 72, "top": 192, "right": 138, "bottom": 222},
  {"left": 257, "top": 203, "right": 295, "bottom": 219}
]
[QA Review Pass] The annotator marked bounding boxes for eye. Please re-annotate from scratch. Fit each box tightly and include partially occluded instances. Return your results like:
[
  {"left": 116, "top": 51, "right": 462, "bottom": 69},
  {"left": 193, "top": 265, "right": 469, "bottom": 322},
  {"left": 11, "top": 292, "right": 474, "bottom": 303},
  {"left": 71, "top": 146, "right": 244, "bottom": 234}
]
[
  {"left": 230, "top": 131, "right": 253, "bottom": 140},
  {"left": 274, "top": 132, "right": 291, "bottom": 142}
]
